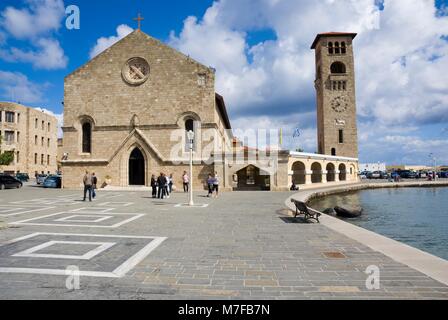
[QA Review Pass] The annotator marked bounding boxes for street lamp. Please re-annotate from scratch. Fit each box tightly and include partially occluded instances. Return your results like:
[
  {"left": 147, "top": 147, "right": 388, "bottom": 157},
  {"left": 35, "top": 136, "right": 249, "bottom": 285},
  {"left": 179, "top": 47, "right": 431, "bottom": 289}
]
[
  {"left": 429, "top": 153, "right": 437, "bottom": 181},
  {"left": 187, "top": 130, "right": 195, "bottom": 206}
]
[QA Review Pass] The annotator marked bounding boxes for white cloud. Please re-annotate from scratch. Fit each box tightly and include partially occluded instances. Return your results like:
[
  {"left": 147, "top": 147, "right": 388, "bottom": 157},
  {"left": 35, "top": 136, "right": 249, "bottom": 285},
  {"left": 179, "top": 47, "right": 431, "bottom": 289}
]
[
  {"left": 89, "top": 24, "right": 134, "bottom": 59},
  {"left": 0, "top": 70, "right": 44, "bottom": 103},
  {"left": 169, "top": 0, "right": 448, "bottom": 163},
  {"left": 0, "top": 0, "right": 65, "bottom": 39},
  {"left": 0, "top": 38, "right": 68, "bottom": 69},
  {"left": 0, "top": 0, "right": 68, "bottom": 70}
]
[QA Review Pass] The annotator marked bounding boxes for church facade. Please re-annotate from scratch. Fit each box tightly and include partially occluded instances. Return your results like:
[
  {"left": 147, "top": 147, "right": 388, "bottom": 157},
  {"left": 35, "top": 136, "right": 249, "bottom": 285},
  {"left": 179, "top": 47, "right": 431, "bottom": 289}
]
[{"left": 60, "top": 30, "right": 359, "bottom": 191}]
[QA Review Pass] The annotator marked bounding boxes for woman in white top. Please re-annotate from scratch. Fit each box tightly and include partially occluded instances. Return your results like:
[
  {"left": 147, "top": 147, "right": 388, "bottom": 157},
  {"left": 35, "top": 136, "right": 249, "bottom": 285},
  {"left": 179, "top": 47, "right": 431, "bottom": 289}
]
[{"left": 213, "top": 172, "right": 219, "bottom": 198}]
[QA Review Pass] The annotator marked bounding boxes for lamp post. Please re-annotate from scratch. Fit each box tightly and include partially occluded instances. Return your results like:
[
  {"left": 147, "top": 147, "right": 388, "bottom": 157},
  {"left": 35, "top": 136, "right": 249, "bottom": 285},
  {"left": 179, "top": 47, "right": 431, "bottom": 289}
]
[
  {"left": 187, "top": 130, "right": 195, "bottom": 206},
  {"left": 429, "top": 153, "right": 437, "bottom": 181}
]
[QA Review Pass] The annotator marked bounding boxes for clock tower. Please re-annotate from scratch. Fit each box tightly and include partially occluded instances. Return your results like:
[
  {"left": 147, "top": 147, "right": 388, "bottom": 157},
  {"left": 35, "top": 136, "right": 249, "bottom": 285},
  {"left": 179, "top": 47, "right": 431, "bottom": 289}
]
[{"left": 311, "top": 32, "right": 359, "bottom": 159}]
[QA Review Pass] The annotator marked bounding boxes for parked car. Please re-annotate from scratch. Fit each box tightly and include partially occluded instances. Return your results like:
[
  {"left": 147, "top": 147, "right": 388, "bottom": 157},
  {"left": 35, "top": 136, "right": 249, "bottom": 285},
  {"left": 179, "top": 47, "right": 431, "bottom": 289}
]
[
  {"left": 43, "top": 175, "right": 62, "bottom": 189},
  {"left": 390, "top": 171, "right": 400, "bottom": 179},
  {"left": 15, "top": 173, "right": 30, "bottom": 182},
  {"left": 399, "top": 170, "right": 418, "bottom": 179},
  {"left": 359, "top": 172, "right": 368, "bottom": 179},
  {"left": 37, "top": 174, "right": 48, "bottom": 185},
  {"left": 418, "top": 171, "right": 428, "bottom": 179},
  {"left": 368, "top": 171, "right": 388, "bottom": 179},
  {"left": 438, "top": 172, "right": 448, "bottom": 178},
  {"left": 0, "top": 175, "right": 23, "bottom": 190}
]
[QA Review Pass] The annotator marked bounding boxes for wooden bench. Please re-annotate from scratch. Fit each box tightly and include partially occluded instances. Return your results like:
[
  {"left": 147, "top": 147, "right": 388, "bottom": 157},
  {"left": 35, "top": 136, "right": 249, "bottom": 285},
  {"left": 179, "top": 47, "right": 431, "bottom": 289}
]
[{"left": 291, "top": 199, "right": 321, "bottom": 223}]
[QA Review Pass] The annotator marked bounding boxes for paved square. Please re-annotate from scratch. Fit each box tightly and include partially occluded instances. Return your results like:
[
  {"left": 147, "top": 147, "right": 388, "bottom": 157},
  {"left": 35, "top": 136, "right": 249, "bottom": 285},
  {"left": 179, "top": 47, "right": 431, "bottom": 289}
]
[
  {"left": 0, "top": 188, "right": 447, "bottom": 300},
  {"left": 70, "top": 207, "right": 115, "bottom": 213},
  {"left": 0, "top": 232, "right": 167, "bottom": 278},
  {"left": 10, "top": 212, "right": 144, "bottom": 228},
  {"left": 0, "top": 205, "right": 55, "bottom": 217},
  {"left": 97, "top": 202, "right": 134, "bottom": 207},
  {"left": 12, "top": 240, "right": 115, "bottom": 260},
  {"left": 54, "top": 215, "right": 113, "bottom": 223},
  {"left": 11, "top": 198, "right": 79, "bottom": 206}
]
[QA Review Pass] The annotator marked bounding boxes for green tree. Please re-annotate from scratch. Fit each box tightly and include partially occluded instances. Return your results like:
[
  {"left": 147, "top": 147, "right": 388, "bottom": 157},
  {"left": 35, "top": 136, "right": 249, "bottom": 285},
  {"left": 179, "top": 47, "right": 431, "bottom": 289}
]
[
  {"left": 0, "top": 151, "right": 14, "bottom": 166},
  {"left": 0, "top": 136, "right": 14, "bottom": 166}
]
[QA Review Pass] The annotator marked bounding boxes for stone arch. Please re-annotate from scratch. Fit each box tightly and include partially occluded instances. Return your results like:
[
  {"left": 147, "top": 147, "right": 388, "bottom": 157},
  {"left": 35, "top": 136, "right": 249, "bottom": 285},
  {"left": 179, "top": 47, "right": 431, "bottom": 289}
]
[
  {"left": 235, "top": 165, "right": 270, "bottom": 191},
  {"left": 339, "top": 163, "right": 347, "bottom": 181},
  {"left": 177, "top": 111, "right": 201, "bottom": 125},
  {"left": 177, "top": 112, "right": 201, "bottom": 152},
  {"left": 129, "top": 147, "right": 145, "bottom": 186},
  {"left": 311, "top": 162, "right": 322, "bottom": 183},
  {"left": 350, "top": 164, "right": 357, "bottom": 180},
  {"left": 292, "top": 161, "right": 306, "bottom": 185},
  {"left": 326, "top": 163, "right": 336, "bottom": 182},
  {"left": 120, "top": 142, "right": 149, "bottom": 187},
  {"left": 330, "top": 61, "right": 346, "bottom": 74}
]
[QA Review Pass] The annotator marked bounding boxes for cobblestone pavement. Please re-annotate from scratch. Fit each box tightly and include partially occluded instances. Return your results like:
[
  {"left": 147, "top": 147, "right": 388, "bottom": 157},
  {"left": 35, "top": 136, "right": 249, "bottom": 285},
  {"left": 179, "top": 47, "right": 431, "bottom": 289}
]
[{"left": 0, "top": 186, "right": 447, "bottom": 300}]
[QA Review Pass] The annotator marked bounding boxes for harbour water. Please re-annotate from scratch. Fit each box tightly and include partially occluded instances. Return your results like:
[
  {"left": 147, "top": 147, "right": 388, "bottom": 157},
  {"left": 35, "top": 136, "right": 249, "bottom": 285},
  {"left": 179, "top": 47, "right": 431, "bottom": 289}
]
[{"left": 309, "top": 187, "right": 448, "bottom": 260}]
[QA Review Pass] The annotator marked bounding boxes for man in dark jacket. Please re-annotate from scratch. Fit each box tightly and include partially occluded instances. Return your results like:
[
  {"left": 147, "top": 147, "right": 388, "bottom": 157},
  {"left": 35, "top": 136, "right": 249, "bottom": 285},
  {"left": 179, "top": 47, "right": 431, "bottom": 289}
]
[
  {"left": 151, "top": 174, "right": 157, "bottom": 198},
  {"left": 91, "top": 173, "right": 98, "bottom": 199},
  {"left": 157, "top": 173, "right": 167, "bottom": 199}
]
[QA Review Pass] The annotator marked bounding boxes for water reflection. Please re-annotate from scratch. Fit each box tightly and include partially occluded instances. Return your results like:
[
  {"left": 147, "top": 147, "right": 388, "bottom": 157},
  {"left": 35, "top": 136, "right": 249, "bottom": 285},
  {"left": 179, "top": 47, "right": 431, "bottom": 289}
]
[{"left": 309, "top": 187, "right": 448, "bottom": 260}]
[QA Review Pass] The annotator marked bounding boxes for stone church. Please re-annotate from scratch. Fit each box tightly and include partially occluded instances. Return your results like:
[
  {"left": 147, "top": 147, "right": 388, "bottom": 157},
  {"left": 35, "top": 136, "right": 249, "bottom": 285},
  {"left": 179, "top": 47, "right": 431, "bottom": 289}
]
[{"left": 61, "top": 29, "right": 360, "bottom": 190}]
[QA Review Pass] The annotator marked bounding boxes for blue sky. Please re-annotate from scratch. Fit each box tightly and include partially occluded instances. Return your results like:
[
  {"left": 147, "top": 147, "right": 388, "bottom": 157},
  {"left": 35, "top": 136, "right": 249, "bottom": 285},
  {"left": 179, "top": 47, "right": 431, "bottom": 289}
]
[{"left": 1, "top": 0, "right": 447, "bottom": 166}]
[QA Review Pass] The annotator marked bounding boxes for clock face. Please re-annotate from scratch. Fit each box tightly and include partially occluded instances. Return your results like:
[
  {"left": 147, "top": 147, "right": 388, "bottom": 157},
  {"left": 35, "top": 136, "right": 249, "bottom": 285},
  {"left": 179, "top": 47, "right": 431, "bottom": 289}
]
[
  {"left": 331, "top": 96, "right": 348, "bottom": 113},
  {"left": 122, "top": 57, "right": 150, "bottom": 85}
]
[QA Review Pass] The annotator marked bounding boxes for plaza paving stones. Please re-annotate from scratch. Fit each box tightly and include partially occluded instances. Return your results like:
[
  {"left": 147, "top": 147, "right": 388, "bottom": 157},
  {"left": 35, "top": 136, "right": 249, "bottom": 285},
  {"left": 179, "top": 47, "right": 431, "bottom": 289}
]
[{"left": 0, "top": 186, "right": 447, "bottom": 300}]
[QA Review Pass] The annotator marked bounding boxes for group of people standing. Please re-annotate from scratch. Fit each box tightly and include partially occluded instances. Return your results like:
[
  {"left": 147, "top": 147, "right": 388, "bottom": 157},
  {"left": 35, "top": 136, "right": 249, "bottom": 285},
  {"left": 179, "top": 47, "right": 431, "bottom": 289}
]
[
  {"left": 151, "top": 173, "right": 175, "bottom": 199},
  {"left": 150, "top": 171, "right": 220, "bottom": 199},
  {"left": 82, "top": 171, "right": 98, "bottom": 202},
  {"left": 81, "top": 170, "right": 220, "bottom": 201},
  {"left": 206, "top": 172, "right": 220, "bottom": 198}
]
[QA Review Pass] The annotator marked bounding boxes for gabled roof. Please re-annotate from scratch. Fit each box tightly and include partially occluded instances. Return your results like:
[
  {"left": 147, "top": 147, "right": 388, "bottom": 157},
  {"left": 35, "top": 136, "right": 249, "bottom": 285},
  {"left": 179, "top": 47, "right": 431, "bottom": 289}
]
[
  {"left": 311, "top": 32, "right": 357, "bottom": 49},
  {"left": 66, "top": 30, "right": 212, "bottom": 80}
]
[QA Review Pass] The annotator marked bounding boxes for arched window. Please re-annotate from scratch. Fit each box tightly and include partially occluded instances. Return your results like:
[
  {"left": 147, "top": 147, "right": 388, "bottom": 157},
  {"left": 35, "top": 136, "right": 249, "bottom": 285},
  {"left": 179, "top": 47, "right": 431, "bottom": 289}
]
[
  {"left": 335, "top": 41, "right": 340, "bottom": 54},
  {"left": 185, "top": 119, "right": 195, "bottom": 151},
  {"left": 328, "top": 42, "right": 334, "bottom": 55},
  {"left": 330, "top": 62, "right": 346, "bottom": 74},
  {"left": 341, "top": 42, "right": 347, "bottom": 54},
  {"left": 82, "top": 122, "right": 92, "bottom": 153}
]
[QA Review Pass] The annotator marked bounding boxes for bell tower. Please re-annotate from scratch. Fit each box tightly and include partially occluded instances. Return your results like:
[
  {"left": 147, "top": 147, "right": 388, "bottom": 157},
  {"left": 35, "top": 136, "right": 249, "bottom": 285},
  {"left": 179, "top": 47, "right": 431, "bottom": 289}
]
[{"left": 311, "top": 32, "right": 359, "bottom": 159}]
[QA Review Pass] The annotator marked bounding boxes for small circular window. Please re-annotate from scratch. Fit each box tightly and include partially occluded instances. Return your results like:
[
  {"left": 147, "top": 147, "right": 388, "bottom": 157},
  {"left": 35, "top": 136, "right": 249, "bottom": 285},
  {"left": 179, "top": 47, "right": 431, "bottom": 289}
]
[{"left": 122, "top": 57, "right": 150, "bottom": 85}]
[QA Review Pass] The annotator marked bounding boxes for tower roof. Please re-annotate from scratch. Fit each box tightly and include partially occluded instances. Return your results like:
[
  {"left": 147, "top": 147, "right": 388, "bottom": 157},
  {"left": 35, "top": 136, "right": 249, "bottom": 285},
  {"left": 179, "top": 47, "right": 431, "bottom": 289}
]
[{"left": 311, "top": 32, "right": 357, "bottom": 49}]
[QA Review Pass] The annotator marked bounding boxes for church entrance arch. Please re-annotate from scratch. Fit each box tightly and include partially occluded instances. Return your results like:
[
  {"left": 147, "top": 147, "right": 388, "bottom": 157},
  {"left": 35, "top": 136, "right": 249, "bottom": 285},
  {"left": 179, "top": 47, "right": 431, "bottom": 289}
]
[{"left": 129, "top": 147, "right": 145, "bottom": 186}]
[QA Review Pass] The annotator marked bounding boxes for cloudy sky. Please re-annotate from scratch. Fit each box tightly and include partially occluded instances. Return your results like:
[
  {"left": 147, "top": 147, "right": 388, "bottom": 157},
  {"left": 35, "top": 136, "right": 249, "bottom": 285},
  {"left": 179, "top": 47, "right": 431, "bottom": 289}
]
[{"left": 0, "top": 0, "right": 447, "bottom": 165}]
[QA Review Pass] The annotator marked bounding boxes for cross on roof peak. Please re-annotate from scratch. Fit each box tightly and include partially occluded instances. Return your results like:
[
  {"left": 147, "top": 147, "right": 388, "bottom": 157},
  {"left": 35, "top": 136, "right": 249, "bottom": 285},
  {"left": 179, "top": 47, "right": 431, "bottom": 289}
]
[{"left": 133, "top": 13, "right": 144, "bottom": 31}]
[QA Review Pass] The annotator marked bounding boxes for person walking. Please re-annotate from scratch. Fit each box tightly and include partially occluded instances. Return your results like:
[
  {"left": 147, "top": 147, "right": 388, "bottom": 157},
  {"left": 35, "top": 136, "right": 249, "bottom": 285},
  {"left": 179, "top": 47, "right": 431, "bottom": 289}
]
[
  {"left": 83, "top": 171, "right": 93, "bottom": 202},
  {"left": 91, "top": 173, "right": 98, "bottom": 199},
  {"left": 213, "top": 172, "right": 220, "bottom": 198},
  {"left": 206, "top": 174, "right": 214, "bottom": 198},
  {"left": 169, "top": 173, "right": 174, "bottom": 194},
  {"left": 182, "top": 171, "right": 189, "bottom": 193},
  {"left": 151, "top": 174, "right": 157, "bottom": 198},
  {"left": 165, "top": 174, "right": 171, "bottom": 199}
]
